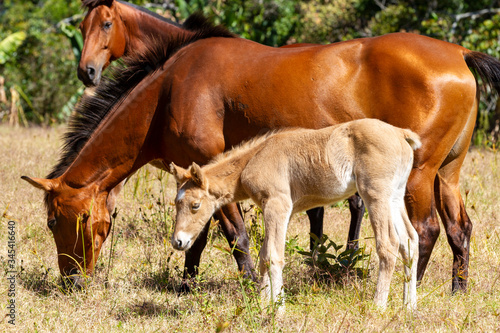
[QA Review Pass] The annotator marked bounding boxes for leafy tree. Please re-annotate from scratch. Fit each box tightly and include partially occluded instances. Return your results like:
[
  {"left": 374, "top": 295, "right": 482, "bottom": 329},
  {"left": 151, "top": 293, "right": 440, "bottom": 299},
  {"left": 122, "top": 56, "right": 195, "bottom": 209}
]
[{"left": 0, "top": 0, "right": 82, "bottom": 123}]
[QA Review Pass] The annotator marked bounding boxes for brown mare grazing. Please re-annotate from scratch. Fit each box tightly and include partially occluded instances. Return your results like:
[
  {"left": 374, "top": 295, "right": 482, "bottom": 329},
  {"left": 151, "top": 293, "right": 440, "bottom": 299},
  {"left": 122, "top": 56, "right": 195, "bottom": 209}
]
[
  {"left": 170, "top": 119, "right": 421, "bottom": 310},
  {"left": 77, "top": 0, "right": 343, "bottom": 284},
  {"left": 24, "top": 10, "right": 500, "bottom": 292}
]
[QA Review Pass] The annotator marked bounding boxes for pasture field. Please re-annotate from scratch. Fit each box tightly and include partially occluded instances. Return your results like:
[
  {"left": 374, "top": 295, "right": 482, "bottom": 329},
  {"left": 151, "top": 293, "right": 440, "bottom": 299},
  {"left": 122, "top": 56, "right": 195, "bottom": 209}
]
[{"left": 1, "top": 125, "right": 499, "bottom": 332}]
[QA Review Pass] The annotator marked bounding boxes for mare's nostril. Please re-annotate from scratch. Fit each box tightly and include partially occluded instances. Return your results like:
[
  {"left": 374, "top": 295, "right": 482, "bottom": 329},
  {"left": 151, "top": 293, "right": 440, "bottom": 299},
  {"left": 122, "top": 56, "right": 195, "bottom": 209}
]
[
  {"left": 177, "top": 239, "right": 183, "bottom": 249},
  {"left": 87, "top": 66, "right": 96, "bottom": 80}
]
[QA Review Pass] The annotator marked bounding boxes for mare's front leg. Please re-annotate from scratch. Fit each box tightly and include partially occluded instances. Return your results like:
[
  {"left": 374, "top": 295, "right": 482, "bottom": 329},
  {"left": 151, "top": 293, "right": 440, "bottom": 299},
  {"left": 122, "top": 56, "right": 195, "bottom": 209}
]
[
  {"left": 216, "top": 203, "right": 257, "bottom": 280},
  {"left": 347, "top": 194, "right": 365, "bottom": 250},
  {"left": 180, "top": 221, "right": 211, "bottom": 292},
  {"left": 306, "top": 207, "right": 323, "bottom": 250},
  {"left": 180, "top": 203, "right": 256, "bottom": 292}
]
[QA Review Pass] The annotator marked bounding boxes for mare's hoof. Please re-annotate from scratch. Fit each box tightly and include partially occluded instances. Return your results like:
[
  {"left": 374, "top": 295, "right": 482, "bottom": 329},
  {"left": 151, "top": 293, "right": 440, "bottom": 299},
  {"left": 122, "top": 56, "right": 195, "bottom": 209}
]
[{"left": 178, "top": 280, "right": 192, "bottom": 294}]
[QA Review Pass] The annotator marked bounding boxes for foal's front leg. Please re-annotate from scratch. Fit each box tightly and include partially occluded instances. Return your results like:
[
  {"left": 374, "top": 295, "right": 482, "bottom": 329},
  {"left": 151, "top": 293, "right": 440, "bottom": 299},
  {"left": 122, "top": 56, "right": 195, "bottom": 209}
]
[{"left": 259, "top": 197, "right": 292, "bottom": 308}]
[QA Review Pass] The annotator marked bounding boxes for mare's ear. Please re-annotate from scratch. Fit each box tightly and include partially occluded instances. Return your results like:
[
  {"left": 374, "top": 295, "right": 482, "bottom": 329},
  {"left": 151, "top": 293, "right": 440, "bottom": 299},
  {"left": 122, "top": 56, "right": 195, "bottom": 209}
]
[
  {"left": 170, "top": 163, "right": 190, "bottom": 184},
  {"left": 21, "top": 176, "right": 57, "bottom": 192},
  {"left": 190, "top": 162, "right": 206, "bottom": 189}
]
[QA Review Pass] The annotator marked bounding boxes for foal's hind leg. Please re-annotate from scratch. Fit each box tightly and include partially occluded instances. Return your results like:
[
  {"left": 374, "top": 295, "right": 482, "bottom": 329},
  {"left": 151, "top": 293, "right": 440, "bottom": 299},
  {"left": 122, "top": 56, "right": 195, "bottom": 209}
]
[
  {"left": 434, "top": 155, "right": 472, "bottom": 293},
  {"left": 362, "top": 197, "right": 399, "bottom": 309},
  {"left": 395, "top": 201, "right": 419, "bottom": 310},
  {"left": 259, "top": 197, "right": 293, "bottom": 307}
]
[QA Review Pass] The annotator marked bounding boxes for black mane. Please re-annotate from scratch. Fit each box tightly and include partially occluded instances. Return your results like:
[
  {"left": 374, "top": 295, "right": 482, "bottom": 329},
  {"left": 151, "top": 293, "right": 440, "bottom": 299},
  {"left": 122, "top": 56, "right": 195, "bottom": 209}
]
[
  {"left": 118, "top": 1, "right": 182, "bottom": 28},
  {"left": 46, "top": 14, "right": 235, "bottom": 200},
  {"left": 81, "top": 0, "right": 113, "bottom": 9}
]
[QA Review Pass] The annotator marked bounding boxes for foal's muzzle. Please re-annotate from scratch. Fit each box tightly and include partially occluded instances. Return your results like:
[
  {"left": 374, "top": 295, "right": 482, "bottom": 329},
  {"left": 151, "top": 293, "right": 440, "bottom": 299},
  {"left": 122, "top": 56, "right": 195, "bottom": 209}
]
[{"left": 171, "top": 233, "right": 192, "bottom": 251}]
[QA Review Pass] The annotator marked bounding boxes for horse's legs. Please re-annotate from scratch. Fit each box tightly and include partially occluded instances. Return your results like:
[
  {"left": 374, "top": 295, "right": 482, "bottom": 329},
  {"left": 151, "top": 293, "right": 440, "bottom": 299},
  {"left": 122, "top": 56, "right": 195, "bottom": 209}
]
[
  {"left": 306, "top": 207, "right": 324, "bottom": 250},
  {"left": 395, "top": 200, "right": 419, "bottom": 310},
  {"left": 434, "top": 155, "right": 472, "bottom": 293},
  {"left": 305, "top": 195, "right": 364, "bottom": 252},
  {"left": 179, "top": 221, "right": 211, "bottom": 292},
  {"left": 260, "top": 197, "right": 292, "bottom": 306},
  {"left": 347, "top": 194, "right": 365, "bottom": 250},
  {"left": 363, "top": 199, "right": 399, "bottom": 309},
  {"left": 217, "top": 203, "right": 257, "bottom": 281},
  {"left": 404, "top": 169, "right": 441, "bottom": 284},
  {"left": 180, "top": 203, "right": 256, "bottom": 290}
]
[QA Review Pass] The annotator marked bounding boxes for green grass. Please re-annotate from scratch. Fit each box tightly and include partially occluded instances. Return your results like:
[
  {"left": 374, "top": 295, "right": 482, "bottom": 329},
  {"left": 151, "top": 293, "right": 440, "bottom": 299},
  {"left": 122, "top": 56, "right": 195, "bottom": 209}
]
[{"left": 1, "top": 125, "right": 500, "bottom": 332}]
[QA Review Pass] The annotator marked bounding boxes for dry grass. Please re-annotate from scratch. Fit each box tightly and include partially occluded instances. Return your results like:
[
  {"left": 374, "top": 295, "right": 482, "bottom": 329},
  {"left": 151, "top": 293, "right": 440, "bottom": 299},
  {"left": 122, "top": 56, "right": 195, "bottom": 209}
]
[{"left": 1, "top": 124, "right": 499, "bottom": 332}]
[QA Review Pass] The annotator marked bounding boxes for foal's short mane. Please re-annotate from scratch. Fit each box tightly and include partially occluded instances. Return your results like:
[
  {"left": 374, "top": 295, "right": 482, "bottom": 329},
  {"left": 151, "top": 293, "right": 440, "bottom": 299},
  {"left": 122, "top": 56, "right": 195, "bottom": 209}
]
[
  {"left": 45, "top": 14, "right": 235, "bottom": 206},
  {"left": 208, "top": 128, "right": 298, "bottom": 167}
]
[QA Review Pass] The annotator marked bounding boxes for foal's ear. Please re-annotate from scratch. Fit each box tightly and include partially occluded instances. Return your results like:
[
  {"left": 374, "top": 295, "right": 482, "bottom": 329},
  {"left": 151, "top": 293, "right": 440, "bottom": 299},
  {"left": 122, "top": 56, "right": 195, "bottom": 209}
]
[
  {"left": 190, "top": 162, "right": 206, "bottom": 188},
  {"left": 21, "top": 176, "right": 57, "bottom": 192},
  {"left": 170, "top": 163, "right": 190, "bottom": 183}
]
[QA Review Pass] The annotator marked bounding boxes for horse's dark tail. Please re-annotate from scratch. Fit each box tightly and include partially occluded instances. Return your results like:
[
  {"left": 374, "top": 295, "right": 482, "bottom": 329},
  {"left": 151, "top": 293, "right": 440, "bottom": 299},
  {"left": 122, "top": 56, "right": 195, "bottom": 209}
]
[{"left": 464, "top": 51, "right": 500, "bottom": 94}]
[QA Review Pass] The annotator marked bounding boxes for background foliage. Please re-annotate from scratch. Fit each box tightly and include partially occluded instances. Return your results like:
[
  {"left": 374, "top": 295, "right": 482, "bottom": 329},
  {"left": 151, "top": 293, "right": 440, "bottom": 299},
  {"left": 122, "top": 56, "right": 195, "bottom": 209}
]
[{"left": 1, "top": 0, "right": 499, "bottom": 143}]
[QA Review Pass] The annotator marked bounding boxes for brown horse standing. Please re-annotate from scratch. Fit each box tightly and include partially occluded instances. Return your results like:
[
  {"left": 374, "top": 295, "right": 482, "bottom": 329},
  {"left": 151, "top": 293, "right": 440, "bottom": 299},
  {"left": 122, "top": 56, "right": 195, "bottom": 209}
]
[
  {"left": 25, "top": 12, "right": 500, "bottom": 292},
  {"left": 78, "top": 0, "right": 340, "bottom": 284}
]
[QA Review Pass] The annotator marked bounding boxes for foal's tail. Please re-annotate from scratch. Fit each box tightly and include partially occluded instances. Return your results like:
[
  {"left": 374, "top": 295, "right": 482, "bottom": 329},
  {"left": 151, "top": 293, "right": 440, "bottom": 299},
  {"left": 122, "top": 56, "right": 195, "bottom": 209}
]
[
  {"left": 464, "top": 51, "right": 500, "bottom": 95},
  {"left": 402, "top": 129, "right": 422, "bottom": 150}
]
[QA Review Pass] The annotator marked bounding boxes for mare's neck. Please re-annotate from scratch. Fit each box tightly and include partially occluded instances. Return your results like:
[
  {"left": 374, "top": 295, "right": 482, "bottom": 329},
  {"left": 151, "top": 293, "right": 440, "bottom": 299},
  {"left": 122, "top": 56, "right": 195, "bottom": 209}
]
[
  {"left": 60, "top": 70, "right": 167, "bottom": 194},
  {"left": 119, "top": 2, "right": 193, "bottom": 55}
]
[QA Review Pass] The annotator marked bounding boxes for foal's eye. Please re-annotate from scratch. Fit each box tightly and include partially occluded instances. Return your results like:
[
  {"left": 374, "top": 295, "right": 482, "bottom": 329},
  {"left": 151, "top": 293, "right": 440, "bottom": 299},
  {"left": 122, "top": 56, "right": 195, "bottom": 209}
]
[
  {"left": 103, "top": 21, "right": 112, "bottom": 30},
  {"left": 47, "top": 218, "right": 56, "bottom": 230},
  {"left": 191, "top": 202, "right": 201, "bottom": 211}
]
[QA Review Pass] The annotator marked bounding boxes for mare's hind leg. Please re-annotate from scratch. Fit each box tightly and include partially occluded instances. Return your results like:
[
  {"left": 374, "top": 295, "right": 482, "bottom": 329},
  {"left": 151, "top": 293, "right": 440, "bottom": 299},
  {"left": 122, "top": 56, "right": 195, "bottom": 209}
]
[
  {"left": 434, "top": 154, "right": 472, "bottom": 293},
  {"left": 306, "top": 207, "right": 324, "bottom": 250},
  {"left": 404, "top": 169, "right": 441, "bottom": 285},
  {"left": 347, "top": 194, "right": 365, "bottom": 250}
]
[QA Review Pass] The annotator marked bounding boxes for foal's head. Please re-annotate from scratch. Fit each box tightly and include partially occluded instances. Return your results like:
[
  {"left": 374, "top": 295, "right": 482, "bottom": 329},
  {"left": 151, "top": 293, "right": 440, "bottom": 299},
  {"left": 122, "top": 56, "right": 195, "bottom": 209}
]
[
  {"left": 22, "top": 176, "right": 111, "bottom": 288},
  {"left": 170, "top": 163, "right": 221, "bottom": 251},
  {"left": 79, "top": 0, "right": 126, "bottom": 86}
]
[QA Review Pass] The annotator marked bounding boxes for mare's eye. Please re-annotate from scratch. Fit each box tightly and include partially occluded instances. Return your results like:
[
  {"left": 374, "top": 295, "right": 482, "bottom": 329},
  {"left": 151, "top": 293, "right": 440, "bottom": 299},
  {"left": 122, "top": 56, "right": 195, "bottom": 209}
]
[
  {"left": 103, "top": 21, "right": 112, "bottom": 30},
  {"left": 48, "top": 218, "right": 56, "bottom": 230},
  {"left": 192, "top": 202, "right": 201, "bottom": 211}
]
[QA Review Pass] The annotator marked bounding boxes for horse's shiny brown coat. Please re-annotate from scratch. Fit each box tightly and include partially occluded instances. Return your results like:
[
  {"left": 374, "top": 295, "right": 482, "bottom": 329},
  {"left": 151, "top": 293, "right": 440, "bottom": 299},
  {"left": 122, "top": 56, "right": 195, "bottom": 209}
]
[{"left": 25, "top": 4, "right": 500, "bottom": 291}]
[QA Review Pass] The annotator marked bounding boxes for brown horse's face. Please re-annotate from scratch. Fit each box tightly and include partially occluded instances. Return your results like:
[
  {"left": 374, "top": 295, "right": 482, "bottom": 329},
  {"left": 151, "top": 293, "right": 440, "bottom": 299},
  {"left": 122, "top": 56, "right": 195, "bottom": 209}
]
[
  {"left": 22, "top": 176, "right": 111, "bottom": 288},
  {"left": 79, "top": 1, "right": 126, "bottom": 86},
  {"left": 170, "top": 164, "right": 218, "bottom": 251}
]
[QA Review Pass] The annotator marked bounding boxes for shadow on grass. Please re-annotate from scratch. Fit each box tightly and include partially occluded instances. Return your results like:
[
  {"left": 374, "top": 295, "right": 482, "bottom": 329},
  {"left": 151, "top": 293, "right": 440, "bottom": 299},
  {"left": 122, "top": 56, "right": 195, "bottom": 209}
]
[
  {"left": 114, "top": 300, "right": 182, "bottom": 320},
  {"left": 18, "top": 266, "right": 65, "bottom": 297}
]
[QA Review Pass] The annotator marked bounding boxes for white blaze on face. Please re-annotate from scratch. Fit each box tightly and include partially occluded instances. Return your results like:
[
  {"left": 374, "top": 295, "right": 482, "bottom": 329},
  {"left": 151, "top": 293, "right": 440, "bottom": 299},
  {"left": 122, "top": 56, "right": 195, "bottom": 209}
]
[{"left": 176, "top": 188, "right": 185, "bottom": 203}]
